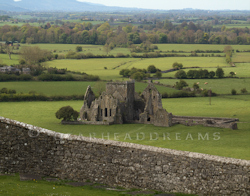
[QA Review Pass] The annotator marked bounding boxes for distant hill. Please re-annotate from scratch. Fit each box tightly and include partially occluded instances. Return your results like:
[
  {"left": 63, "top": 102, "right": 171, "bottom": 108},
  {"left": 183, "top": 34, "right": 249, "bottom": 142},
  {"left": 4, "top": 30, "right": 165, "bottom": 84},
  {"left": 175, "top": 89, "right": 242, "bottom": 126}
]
[{"left": 0, "top": 0, "right": 142, "bottom": 12}]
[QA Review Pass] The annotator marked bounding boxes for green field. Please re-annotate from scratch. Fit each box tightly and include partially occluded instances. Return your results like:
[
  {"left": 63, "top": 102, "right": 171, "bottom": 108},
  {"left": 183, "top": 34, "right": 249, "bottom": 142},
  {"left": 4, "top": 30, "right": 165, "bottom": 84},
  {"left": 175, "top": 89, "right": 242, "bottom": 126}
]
[
  {"left": 21, "top": 43, "right": 131, "bottom": 56},
  {"left": 232, "top": 53, "right": 250, "bottom": 63},
  {"left": 0, "top": 81, "right": 179, "bottom": 96},
  {"left": 0, "top": 54, "right": 19, "bottom": 66},
  {"left": 162, "top": 63, "right": 250, "bottom": 78},
  {"left": 0, "top": 96, "right": 249, "bottom": 160},
  {"left": 156, "top": 44, "right": 250, "bottom": 52},
  {"left": 157, "top": 78, "right": 250, "bottom": 95},
  {"left": 0, "top": 21, "right": 42, "bottom": 27},
  {"left": 47, "top": 57, "right": 229, "bottom": 80}
]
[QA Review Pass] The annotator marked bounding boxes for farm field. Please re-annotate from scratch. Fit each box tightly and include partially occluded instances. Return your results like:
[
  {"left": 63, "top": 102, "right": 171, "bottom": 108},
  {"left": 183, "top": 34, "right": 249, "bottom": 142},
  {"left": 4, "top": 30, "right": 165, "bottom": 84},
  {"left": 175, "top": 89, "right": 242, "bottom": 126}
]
[
  {"left": 157, "top": 78, "right": 250, "bottom": 95},
  {"left": 0, "top": 54, "right": 19, "bottom": 66},
  {"left": 47, "top": 57, "right": 229, "bottom": 80},
  {"left": 26, "top": 43, "right": 131, "bottom": 55},
  {"left": 232, "top": 53, "right": 250, "bottom": 63},
  {"left": 0, "top": 96, "right": 249, "bottom": 160},
  {"left": 163, "top": 63, "right": 250, "bottom": 78},
  {"left": 156, "top": 44, "right": 250, "bottom": 52},
  {"left": 0, "top": 21, "right": 42, "bottom": 27},
  {"left": 0, "top": 81, "right": 179, "bottom": 96}
]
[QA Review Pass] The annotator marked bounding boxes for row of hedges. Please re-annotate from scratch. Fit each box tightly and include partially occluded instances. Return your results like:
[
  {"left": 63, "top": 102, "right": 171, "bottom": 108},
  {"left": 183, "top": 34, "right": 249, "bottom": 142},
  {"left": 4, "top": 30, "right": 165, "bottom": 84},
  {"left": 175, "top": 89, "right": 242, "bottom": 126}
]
[
  {"left": 0, "top": 74, "right": 32, "bottom": 81},
  {"left": 38, "top": 73, "right": 100, "bottom": 81},
  {"left": 57, "top": 51, "right": 224, "bottom": 60},
  {"left": 0, "top": 73, "right": 100, "bottom": 82},
  {"left": 161, "top": 91, "right": 196, "bottom": 98},
  {"left": 0, "top": 94, "right": 84, "bottom": 102}
]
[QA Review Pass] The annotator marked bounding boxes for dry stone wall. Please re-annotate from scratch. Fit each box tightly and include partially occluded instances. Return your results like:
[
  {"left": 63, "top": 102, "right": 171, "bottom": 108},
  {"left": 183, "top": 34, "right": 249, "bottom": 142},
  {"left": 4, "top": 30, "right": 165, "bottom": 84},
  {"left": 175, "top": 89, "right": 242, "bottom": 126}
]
[{"left": 0, "top": 117, "right": 249, "bottom": 195}]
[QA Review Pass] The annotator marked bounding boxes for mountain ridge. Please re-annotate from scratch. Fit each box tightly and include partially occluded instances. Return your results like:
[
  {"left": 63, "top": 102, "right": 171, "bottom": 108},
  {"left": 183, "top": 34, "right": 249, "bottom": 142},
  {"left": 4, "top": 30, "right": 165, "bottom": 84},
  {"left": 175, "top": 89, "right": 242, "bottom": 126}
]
[{"left": 0, "top": 0, "right": 142, "bottom": 12}]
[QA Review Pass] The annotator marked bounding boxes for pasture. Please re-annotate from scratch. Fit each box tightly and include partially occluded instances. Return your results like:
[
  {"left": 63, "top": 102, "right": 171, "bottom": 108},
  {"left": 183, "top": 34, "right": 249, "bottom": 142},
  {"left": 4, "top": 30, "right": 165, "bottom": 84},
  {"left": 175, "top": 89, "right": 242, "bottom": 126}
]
[
  {"left": 28, "top": 43, "right": 131, "bottom": 55},
  {"left": 0, "top": 96, "right": 249, "bottom": 160},
  {"left": 157, "top": 78, "right": 250, "bottom": 95},
  {"left": 47, "top": 57, "right": 229, "bottom": 80},
  {"left": 162, "top": 63, "right": 250, "bottom": 78},
  {"left": 0, "top": 81, "right": 179, "bottom": 96},
  {"left": 156, "top": 44, "right": 250, "bottom": 52},
  {"left": 0, "top": 54, "right": 19, "bottom": 66},
  {"left": 232, "top": 53, "right": 250, "bottom": 63}
]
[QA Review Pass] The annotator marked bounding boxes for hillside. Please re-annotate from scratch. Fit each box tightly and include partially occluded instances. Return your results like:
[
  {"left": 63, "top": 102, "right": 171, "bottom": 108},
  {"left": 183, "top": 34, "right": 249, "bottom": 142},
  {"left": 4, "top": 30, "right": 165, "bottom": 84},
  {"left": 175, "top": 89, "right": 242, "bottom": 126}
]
[{"left": 0, "top": 0, "right": 141, "bottom": 12}]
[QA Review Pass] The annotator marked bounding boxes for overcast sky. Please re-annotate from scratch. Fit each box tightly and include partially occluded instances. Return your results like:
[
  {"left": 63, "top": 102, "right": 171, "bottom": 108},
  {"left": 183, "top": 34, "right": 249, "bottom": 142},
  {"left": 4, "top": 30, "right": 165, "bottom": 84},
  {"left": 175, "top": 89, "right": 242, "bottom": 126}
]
[{"left": 78, "top": 0, "right": 250, "bottom": 10}]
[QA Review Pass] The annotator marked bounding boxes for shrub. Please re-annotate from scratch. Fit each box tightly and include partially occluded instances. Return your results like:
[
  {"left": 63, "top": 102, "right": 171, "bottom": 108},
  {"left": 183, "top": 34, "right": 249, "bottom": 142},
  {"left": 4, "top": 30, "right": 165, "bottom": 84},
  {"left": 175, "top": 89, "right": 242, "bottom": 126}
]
[
  {"left": 241, "top": 88, "right": 248, "bottom": 94},
  {"left": 55, "top": 106, "right": 79, "bottom": 121},
  {"left": 193, "top": 83, "right": 199, "bottom": 90},
  {"left": 231, "top": 89, "right": 237, "bottom": 95},
  {"left": 175, "top": 80, "right": 188, "bottom": 90},
  {"left": 175, "top": 70, "right": 187, "bottom": 79},
  {"left": 162, "top": 92, "right": 168, "bottom": 98},
  {"left": 169, "top": 91, "right": 196, "bottom": 98}
]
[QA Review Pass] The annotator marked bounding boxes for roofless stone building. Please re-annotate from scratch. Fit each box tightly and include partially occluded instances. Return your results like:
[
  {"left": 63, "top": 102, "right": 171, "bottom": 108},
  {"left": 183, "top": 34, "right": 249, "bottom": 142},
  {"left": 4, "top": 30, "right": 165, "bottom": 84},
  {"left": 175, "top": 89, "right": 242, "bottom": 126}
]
[
  {"left": 78, "top": 80, "right": 238, "bottom": 129},
  {"left": 80, "top": 80, "right": 172, "bottom": 126}
]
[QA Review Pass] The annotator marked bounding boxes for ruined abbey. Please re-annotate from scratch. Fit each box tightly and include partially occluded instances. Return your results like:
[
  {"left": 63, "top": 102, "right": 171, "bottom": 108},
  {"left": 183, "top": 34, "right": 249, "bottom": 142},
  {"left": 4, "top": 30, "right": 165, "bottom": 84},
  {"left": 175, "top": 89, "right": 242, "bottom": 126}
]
[
  {"left": 80, "top": 80, "right": 172, "bottom": 127},
  {"left": 79, "top": 80, "right": 238, "bottom": 129}
]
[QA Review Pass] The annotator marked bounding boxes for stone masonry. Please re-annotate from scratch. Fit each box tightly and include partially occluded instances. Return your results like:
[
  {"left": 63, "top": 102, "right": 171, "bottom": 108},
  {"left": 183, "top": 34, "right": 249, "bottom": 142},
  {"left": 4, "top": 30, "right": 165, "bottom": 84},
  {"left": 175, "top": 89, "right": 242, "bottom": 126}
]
[
  {"left": 0, "top": 117, "right": 249, "bottom": 195},
  {"left": 78, "top": 80, "right": 238, "bottom": 129},
  {"left": 80, "top": 80, "right": 172, "bottom": 127}
]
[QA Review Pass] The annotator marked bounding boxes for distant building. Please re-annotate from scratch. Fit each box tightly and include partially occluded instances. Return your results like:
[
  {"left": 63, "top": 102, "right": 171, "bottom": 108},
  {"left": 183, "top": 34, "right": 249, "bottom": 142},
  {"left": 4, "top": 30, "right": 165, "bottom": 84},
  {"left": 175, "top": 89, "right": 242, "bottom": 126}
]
[
  {"left": 80, "top": 80, "right": 172, "bottom": 127},
  {"left": 0, "top": 66, "right": 20, "bottom": 73},
  {"left": 22, "top": 68, "right": 31, "bottom": 74}
]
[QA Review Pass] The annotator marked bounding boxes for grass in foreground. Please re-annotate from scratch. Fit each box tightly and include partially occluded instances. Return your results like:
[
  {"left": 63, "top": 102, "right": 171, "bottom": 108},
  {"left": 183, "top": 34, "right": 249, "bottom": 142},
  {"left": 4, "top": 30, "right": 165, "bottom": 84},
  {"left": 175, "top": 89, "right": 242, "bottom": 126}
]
[
  {"left": 0, "top": 96, "right": 249, "bottom": 160},
  {"left": 0, "top": 174, "right": 194, "bottom": 196}
]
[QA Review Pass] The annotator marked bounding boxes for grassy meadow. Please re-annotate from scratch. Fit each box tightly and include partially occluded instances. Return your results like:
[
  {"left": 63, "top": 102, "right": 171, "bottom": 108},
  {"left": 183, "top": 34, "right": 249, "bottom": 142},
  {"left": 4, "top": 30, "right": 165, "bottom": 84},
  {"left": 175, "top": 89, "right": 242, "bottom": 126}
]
[
  {"left": 157, "top": 78, "right": 250, "bottom": 94},
  {"left": 232, "top": 53, "right": 250, "bottom": 63},
  {"left": 0, "top": 54, "right": 19, "bottom": 66},
  {"left": 156, "top": 44, "right": 250, "bottom": 52},
  {"left": 46, "top": 56, "right": 229, "bottom": 80},
  {"left": 0, "top": 81, "right": 179, "bottom": 96},
  {"left": 0, "top": 96, "right": 249, "bottom": 160}
]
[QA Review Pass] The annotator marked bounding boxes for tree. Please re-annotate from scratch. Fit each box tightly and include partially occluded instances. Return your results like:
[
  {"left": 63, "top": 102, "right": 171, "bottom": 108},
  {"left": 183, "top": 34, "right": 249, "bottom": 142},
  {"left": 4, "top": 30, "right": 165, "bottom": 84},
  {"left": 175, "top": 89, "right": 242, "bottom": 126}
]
[
  {"left": 231, "top": 89, "right": 237, "bottom": 95},
  {"left": 20, "top": 46, "right": 51, "bottom": 65},
  {"left": 55, "top": 106, "right": 79, "bottom": 122},
  {"left": 229, "top": 71, "right": 236, "bottom": 77},
  {"left": 76, "top": 46, "right": 82, "bottom": 52},
  {"left": 147, "top": 65, "right": 157, "bottom": 73},
  {"left": 208, "top": 71, "right": 215, "bottom": 79},
  {"left": 216, "top": 68, "right": 224, "bottom": 78},
  {"left": 3, "top": 44, "right": 13, "bottom": 60},
  {"left": 154, "top": 71, "right": 162, "bottom": 78},
  {"left": 103, "top": 43, "right": 111, "bottom": 54},
  {"left": 172, "top": 62, "right": 183, "bottom": 70},
  {"left": 241, "top": 88, "right": 247, "bottom": 94},
  {"left": 175, "top": 70, "right": 187, "bottom": 79},
  {"left": 119, "top": 69, "right": 131, "bottom": 78}
]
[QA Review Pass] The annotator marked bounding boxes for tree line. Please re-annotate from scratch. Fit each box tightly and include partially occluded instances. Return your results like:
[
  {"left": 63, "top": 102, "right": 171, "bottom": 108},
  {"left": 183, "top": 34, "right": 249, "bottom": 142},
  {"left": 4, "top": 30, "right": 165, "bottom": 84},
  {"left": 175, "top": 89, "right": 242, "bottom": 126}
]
[{"left": 0, "top": 20, "right": 249, "bottom": 46}]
